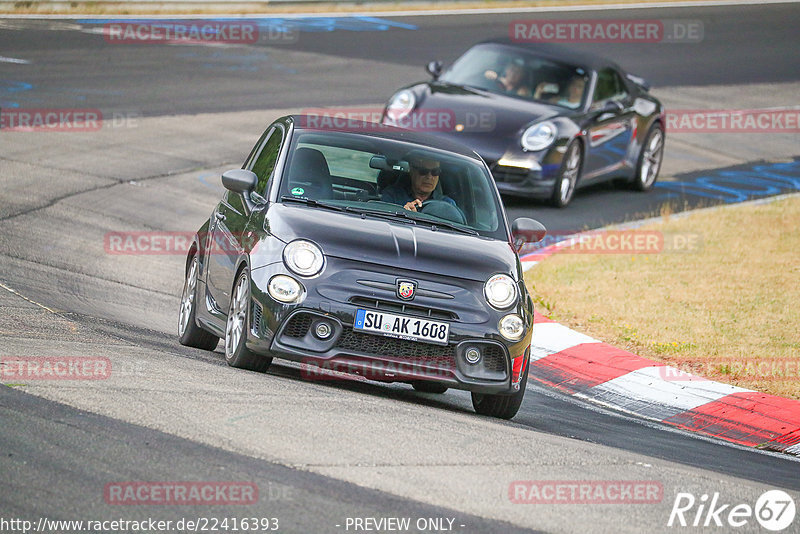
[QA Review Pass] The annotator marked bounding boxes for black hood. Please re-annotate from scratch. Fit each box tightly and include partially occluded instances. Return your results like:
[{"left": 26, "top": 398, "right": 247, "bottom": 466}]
[
  {"left": 267, "top": 204, "right": 517, "bottom": 282},
  {"left": 407, "top": 82, "right": 563, "bottom": 162}
]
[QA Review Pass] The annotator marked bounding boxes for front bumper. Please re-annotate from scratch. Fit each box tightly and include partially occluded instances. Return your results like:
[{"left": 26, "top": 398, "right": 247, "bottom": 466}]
[
  {"left": 245, "top": 259, "right": 533, "bottom": 395},
  {"left": 489, "top": 153, "right": 561, "bottom": 199}
]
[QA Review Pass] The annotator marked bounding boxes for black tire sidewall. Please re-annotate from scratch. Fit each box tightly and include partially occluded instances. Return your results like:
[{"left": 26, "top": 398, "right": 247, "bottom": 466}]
[{"left": 551, "top": 140, "right": 582, "bottom": 208}]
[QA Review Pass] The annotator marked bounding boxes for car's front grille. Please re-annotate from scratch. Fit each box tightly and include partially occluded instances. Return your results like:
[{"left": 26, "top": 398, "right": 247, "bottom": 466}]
[
  {"left": 481, "top": 344, "right": 506, "bottom": 373},
  {"left": 349, "top": 297, "right": 457, "bottom": 321},
  {"left": 491, "top": 165, "right": 530, "bottom": 183},
  {"left": 284, "top": 313, "right": 312, "bottom": 338},
  {"left": 335, "top": 327, "right": 455, "bottom": 368}
]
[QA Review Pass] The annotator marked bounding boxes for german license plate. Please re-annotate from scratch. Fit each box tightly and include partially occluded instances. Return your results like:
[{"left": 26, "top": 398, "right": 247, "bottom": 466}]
[{"left": 354, "top": 309, "right": 449, "bottom": 346}]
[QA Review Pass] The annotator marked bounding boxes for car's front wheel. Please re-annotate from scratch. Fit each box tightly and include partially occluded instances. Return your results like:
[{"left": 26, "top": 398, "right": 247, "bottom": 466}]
[
  {"left": 225, "top": 268, "right": 272, "bottom": 373},
  {"left": 550, "top": 140, "right": 582, "bottom": 208},
  {"left": 471, "top": 366, "right": 528, "bottom": 419},
  {"left": 178, "top": 254, "right": 219, "bottom": 351},
  {"left": 632, "top": 124, "right": 664, "bottom": 191}
]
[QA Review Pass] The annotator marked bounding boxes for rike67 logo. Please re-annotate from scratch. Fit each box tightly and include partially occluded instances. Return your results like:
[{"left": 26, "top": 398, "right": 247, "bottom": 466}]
[{"left": 668, "top": 490, "right": 796, "bottom": 531}]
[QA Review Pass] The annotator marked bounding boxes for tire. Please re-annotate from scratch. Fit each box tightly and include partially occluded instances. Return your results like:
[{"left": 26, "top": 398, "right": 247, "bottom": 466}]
[
  {"left": 224, "top": 268, "right": 272, "bottom": 373},
  {"left": 471, "top": 365, "right": 528, "bottom": 420},
  {"left": 550, "top": 140, "right": 582, "bottom": 208},
  {"left": 178, "top": 254, "right": 220, "bottom": 351},
  {"left": 632, "top": 124, "right": 664, "bottom": 191},
  {"left": 411, "top": 381, "right": 449, "bottom": 394}
]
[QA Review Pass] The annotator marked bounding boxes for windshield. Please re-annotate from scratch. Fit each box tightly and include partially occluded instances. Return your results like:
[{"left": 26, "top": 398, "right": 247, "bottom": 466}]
[
  {"left": 279, "top": 130, "right": 508, "bottom": 240},
  {"left": 439, "top": 44, "right": 590, "bottom": 110}
]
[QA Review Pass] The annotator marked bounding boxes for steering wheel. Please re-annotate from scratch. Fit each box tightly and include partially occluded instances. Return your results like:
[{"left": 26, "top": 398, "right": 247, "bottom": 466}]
[{"left": 419, "top": 200, "right": 467, "bottom": 225}]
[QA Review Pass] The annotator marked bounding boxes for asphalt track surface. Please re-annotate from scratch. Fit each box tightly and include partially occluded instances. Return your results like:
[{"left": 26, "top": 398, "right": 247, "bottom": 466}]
[{"left": 1, "top": 3, "right": 800, "bottom": 533}]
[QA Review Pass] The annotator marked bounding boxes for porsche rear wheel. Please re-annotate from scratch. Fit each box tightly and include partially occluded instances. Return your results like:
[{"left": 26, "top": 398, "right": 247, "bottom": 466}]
[
  {"left": 471, "top": 366, "right": 528, "bottom": 419},
  {"left": 550, "top": 140, "right": 582, "bottom": 208},
  {"left": 225, "top": 268, "right": 272, "bottom": 373},
  {"left": 178, "top": 254, "right": 219, "bottom": 351}
]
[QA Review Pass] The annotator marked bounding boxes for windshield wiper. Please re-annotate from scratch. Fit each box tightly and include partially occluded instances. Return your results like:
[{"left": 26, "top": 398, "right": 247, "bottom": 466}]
[
  {"left": 424, "top": 219, "right": 479, "bottom": 236},
  {"left": 280, "top": 196, "right": 347, "bottom": 212},
  {"left": 341, "top": 205, "right": 419, "bottom": 225},
  {"left": 347, "top": 204, "right": 478, "bottom": 235}
]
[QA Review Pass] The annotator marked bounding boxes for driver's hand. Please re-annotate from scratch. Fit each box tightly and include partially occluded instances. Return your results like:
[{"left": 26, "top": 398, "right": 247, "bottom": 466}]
[
  {"left": 404, "top": 199, "right": 423, "bottom": 212},
  {"left": 484, "top": 70, "right": 498, "bottom": 81}
]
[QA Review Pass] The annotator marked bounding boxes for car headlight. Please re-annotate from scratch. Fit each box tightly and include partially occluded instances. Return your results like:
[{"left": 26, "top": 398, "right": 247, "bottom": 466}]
[
  {"left": 268, "top": 275, "right": 303, "bottom": 303},
  {"left": 283, "top": 240, "right": 324, "bottom": 277},
  {"left": 521, "top": 121, "right": 557, "bottom": 151},
  {"left": 499, "top": 314, "right": 525, "bottom": 341},
  {"left": 385, "top": 90, "right": 416, "bottom": 122},
  {"left": 484, "top": 274, "right": 518, "bottom": 310}
]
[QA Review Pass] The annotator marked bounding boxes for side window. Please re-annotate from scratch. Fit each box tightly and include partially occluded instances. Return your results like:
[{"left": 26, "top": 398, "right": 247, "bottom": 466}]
[
  {"left": 250, "top": 127, "right": 284, "bottom": 194},
  {"left": 592, "top": 68, "right": 628, "bottom": 104}
]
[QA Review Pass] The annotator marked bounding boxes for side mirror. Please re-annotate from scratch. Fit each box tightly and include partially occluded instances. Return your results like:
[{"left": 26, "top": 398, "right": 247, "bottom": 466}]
[
  {"left": 594, "top": 100, "right": 623, "bottom": 115},
  {"left": 511, "top": 217, "right": 547, "bottom": 252},
  {"left": 426, "top": 60, "right": 443, "bottom": 80},
  {"left": 222, "top": 169, "right": 257, "bottom": 193}
]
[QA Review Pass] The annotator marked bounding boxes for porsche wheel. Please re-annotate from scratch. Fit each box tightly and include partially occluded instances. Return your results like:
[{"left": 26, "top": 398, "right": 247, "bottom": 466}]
[
  {"left": 471, "top": 366, "right": 528, "bottom": 419},
  {"left": 225, "top": 268, "right": 272, "bottom": 372},
  {"left": 550, "top": 140, "right": 582, "bottom": 208},
  {"left": 633, "top": 124, "right": 664, "bottom": 191},
  {"left": 178, "top": 255, "right": 219, "bottom": 350}
]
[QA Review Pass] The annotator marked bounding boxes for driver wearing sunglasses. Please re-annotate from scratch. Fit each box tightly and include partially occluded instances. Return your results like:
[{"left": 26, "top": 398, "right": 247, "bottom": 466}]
[{"left": 381, "top": 155, "right": 458, "bottom": 212}]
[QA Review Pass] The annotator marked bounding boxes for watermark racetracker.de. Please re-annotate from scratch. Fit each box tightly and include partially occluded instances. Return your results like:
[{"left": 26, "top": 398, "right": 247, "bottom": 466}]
[
  {"left": 0, "top": 108, "right": 140, "bottom": 131},
  {"left": 659, "top": 358, "right": 800, "bottom": 382},
  {"left": 509, "top": 480, "right": 663, "bottom": 504},
  {"left": 0, "top": 357, "right": 111, "bottom": 380},
  {"left": 300, "top": 107, "right": 497, "bottom": 133},
  {"left": 102, "top": 20, "right": 298, "bottom": 45},
  {"left": 666, "top": 109, "right": 800, "bottom": 133},
  {"left": 525, "top": 230, "right": 704, "bottom": 255},
  {"left": 510, "top": 19, "right": 703, "bottom": 43},
  {"left": 104, "top": 481, "right": 258, "bottom": 505}
]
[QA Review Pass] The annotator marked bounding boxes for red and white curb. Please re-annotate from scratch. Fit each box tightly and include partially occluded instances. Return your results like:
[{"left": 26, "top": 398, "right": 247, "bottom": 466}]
[{"left": 520, "top": 199, "right": 800, "bottom": 456}]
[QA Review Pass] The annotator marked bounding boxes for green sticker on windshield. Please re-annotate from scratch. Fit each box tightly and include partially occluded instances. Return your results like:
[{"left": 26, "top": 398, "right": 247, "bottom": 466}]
[{"left": 291, "top": 187, "right": 305, "bottom": 195}]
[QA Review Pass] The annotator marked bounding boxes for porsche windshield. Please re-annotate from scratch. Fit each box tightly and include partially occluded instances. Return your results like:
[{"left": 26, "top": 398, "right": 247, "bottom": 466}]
[
  {"left": 279, "top": 130, "right": 508, "bottom": 240},
  {"left": 439, "top": 45, "right": 590, "bottom": 110}
]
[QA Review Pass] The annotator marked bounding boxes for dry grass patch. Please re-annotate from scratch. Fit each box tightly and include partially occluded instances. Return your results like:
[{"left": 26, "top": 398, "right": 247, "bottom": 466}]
[{"left": 525, "top": 195, "right": 800, "bottom": 399}]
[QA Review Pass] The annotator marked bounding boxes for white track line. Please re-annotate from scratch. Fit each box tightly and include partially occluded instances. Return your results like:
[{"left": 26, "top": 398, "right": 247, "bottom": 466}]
[{"left": 0, "top": 56, "right": 30, "bottom": 64}]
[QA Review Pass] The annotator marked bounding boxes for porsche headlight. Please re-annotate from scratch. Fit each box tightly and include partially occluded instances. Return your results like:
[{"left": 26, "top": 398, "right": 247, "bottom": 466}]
[
  {"left": 283, "top": 240, "right": 324, "bottom": 277},
  {"left": 385, "top": 90, "right": 416, "bottom": 123},
  {"left": 484, "top": 274, "right": 518, "bottom": 310},
  {"left": 499, "top": 314, "right": 525, "bottom": 341},
  {"left": 521, "top": 121, "right": 557, "bottom": 151}
]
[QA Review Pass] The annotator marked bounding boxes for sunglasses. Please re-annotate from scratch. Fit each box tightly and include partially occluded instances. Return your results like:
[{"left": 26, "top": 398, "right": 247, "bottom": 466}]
[{"left": 412, "top": 165, "right": 441, "bottom": 177}]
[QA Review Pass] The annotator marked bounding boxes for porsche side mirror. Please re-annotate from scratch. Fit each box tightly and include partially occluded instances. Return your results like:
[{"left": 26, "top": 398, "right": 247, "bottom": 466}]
[
  {"left": 426, "top": 60, "right": 443, "bottom": 80},
  {"left": 511, "top": 217, "right": 547, "bottom": 252},
  {"left": 222, "top": 169, "right": 257, "bottom": 193},
  {"left": 595, "top": 100, "right": 624, "bottom": 115}
]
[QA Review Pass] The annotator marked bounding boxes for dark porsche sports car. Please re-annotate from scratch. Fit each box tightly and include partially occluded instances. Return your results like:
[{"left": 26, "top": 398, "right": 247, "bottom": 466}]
[
  {"left": 382, "top": 39, "right": 666, "bottom": 207},
  {"left": 178, "top": 115, "right": 546, "bottom": 419}
]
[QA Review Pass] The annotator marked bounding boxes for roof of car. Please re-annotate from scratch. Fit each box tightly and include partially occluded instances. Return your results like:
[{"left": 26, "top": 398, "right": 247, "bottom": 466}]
[
  {"left": 476, "top": 38, "right": 622, "bottom": 72},
  {"left": 287, "top": 115, "right": 484, "bottom": 160}
]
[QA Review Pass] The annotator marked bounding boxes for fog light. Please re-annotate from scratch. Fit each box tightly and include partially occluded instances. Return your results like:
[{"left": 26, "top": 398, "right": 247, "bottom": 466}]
[
  {"left": 465, "top": 347, "right": 482, "bottom": 365},
  {"left": 314, "top": 321, "right": 332, "bottom": 339},
  {"left": 499, "top": 314, "right": 525, "bottom": 341}
]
